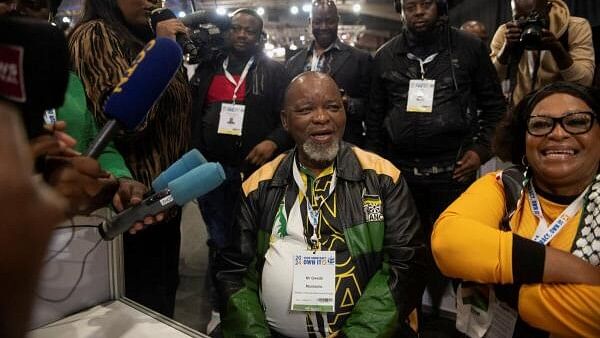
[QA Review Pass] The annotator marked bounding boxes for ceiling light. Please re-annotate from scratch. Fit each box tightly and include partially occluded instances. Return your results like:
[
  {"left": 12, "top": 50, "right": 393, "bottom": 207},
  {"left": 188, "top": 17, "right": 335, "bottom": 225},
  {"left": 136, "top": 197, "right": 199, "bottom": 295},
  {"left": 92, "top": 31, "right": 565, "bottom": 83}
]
[
  {"left": 302, "top": 3, "right": 312, "bottom": 13},
  {"left": 216, "top": 6, "right": 226, "bottom": 15},
  {"left": 352, "top": 4, "right": 361, "bottom": 13},
  {"left": 290, "top": 5, "right": 299, "bottom": 15},
  {"left": 178, "top": 11, "right": 186, "bottom": 18},
  {"left": 257, "top": 7, "right": 265, "bottom": 16}
]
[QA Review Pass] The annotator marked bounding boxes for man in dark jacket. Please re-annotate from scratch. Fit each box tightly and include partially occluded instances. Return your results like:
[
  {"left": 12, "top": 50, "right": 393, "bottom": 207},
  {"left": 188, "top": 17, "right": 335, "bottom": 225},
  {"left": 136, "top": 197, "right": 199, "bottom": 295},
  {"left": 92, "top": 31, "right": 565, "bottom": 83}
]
[
  {"left": 189, "top": 8, "right": 290, "bottom": 328},
  {"left": 218, "top": 72, "right": 428, "bottom": 337},
  {"left": 286, "top": 0, "right": 371, "bottom": 147},
  {"left": 367, "top": 0, "right": 505, "bottom": 315}
]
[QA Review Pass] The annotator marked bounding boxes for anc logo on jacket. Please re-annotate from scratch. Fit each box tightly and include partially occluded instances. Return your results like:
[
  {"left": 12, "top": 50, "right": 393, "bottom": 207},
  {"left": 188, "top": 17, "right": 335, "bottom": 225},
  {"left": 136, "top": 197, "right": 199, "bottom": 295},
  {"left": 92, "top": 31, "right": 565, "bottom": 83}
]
[
  {"left": 363, "top": 195, "right": 384, "bottom": 222},
  {"left": 273, "top": 202, "right": 287, "bottom": 239}
]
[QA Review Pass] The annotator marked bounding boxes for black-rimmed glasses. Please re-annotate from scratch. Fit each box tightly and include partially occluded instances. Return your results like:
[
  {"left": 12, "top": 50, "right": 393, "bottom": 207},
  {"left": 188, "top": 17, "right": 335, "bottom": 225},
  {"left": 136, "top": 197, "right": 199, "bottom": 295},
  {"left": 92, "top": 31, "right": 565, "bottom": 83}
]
[{"left": 526, "top": 111, "right": 597, "bottom": 136}]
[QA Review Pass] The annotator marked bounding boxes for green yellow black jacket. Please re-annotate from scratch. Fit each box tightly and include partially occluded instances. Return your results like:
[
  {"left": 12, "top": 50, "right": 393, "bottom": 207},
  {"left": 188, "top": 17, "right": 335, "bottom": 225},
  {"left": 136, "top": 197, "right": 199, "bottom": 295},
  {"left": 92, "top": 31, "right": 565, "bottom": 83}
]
[{"left": 216, "top": 142, "right": 429, "bottom": 337}]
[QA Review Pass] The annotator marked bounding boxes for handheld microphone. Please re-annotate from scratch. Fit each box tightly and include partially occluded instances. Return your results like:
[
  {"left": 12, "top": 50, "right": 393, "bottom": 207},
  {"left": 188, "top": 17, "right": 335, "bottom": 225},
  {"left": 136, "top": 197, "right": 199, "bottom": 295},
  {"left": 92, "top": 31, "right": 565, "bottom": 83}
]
[
  {"left": 0, "top": 17, "right": 69, "bottom": 138},
  {"left": 100, "top": 162, "right": 225, "bottom": 240},
  {"left": 151, "top": 149, "right": 207, "bottom": 192},
  {"left": 150, "top": 8, "right": 198, "bottom": 61},
  {"left": 85, "top": 37, "right": 183, "bottom": 158}
]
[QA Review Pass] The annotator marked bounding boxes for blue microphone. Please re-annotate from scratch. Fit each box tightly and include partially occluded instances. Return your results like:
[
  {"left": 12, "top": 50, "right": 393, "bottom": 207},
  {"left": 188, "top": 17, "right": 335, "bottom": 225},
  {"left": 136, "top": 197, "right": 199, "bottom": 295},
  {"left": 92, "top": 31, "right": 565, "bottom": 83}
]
[
  {"left": 99, "top": 162, "right": 225, "bottom": 240},
  {"left": 152, "top": 149, "right": 207, "bottom": 192},
  {"left": 85, "top": 37, "right": 183, "bottom": 158}
]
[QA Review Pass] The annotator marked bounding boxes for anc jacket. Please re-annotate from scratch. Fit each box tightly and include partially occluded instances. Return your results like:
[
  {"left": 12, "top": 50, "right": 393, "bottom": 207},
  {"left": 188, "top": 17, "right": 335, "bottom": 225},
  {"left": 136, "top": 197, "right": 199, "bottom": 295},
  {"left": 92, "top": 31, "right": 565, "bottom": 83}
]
[{"left": 216, "top": 142, "right": 428, "bottom": 337}]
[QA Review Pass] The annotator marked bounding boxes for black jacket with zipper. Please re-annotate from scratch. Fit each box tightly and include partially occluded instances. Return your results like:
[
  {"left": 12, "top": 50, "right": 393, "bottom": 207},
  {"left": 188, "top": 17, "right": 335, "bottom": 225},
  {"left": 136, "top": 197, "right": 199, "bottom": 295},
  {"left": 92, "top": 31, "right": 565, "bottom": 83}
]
[
  {"left": 367, "top": 25, "right": 505, "bottom": 167},
  {"left": 190, "top": 51, "right": 291, "bottom": 175}
]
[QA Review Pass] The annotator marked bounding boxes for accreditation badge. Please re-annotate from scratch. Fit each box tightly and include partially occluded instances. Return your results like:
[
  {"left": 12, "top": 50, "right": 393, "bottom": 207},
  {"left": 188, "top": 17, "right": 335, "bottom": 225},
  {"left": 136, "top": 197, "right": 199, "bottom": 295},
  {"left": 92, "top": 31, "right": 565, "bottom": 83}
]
[
  {"left": 456, "top": 283, "right": 517, "bottom": 338},
  {"left": 217, "top": 103, "right": 245, "bottom": 136},
  {"left": 291, "top": 251, "right": 336, "bottom": 312},
  {"left": 407, "top": 79, "right": 435, "bottom": 113}
]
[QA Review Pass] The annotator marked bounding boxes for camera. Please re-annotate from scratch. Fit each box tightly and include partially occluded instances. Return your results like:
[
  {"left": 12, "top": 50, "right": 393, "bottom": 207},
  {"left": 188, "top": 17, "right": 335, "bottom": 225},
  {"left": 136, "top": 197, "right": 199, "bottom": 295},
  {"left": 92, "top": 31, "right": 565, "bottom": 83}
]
[
  {"left": 516, "top": 10, "right": 548, "bottom": 50},
  {"left": 181, "top": 10, "right": 230, "bottom": 64}
]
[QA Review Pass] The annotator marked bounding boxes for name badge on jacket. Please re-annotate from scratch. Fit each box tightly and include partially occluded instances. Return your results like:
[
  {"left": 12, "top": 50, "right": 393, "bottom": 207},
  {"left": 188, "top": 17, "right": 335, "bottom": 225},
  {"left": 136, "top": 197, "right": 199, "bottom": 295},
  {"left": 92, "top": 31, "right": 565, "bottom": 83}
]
[
  {"left": 218, "top": 103, "right": 245, "bottom": 136},
  {"left": 407, "top": 79, "right": 435, "bottom": 113}
]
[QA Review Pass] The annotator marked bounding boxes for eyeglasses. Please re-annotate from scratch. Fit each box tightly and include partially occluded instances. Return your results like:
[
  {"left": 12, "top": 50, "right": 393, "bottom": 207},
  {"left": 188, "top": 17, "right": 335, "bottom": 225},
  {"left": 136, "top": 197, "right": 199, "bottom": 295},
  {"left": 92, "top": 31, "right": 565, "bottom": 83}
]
[{"left": 526, "top": 111, "right": 597, "bottom": 136}]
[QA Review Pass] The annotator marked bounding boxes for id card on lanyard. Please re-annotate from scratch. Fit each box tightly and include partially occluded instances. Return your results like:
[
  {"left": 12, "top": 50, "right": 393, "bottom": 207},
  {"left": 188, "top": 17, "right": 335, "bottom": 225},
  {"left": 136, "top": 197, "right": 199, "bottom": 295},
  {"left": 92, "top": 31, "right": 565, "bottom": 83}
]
[
  {"left": 406, "top": 53, "right": 438, "bottom": 113},
  {"left": 289, "top": 158, "right": 337, "bottom": 312},
  {"left": 217, "top": 56, "right": 254, "bottom": 136}
]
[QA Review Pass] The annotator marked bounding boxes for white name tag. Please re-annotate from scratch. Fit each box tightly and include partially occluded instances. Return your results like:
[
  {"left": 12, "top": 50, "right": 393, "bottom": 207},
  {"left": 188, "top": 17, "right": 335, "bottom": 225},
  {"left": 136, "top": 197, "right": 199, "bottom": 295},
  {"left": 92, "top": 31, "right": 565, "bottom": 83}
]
[
  {"left": 407, "top": 79, "right": 435, "bottom": 113},
  {"left": 456, "top": 284, "right": 517, "bottom": 338},
  {"left": 44, "top": 109, "right": 57, "bottom": 125},
  {"left": 291, "top": 251, "right": 335, "bottom": 312},
  {"left": 218, "top": 103, "right": 245, "bottom": 136}
]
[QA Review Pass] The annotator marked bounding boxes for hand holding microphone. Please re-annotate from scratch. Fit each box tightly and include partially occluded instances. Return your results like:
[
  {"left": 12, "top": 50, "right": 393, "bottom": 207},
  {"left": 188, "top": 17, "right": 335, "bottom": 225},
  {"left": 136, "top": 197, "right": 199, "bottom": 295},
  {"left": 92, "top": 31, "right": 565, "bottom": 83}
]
[
  {"left": 100, "top": 157, "right": 225, "bottom": 240},
  {"left": 154, "top": 17, "right": 188, "bottom": 41},
  {"left": 126, "top": 148, "right": 207, "bottom": 234},
  {"left": 151, "top": 8, "right": 198, "bottom": 61}
]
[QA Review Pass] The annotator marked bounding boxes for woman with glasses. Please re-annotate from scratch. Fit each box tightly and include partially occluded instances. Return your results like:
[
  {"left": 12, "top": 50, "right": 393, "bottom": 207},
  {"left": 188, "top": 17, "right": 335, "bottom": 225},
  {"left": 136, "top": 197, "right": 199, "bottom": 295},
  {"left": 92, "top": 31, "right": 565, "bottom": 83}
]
[{"left": 431, "top": 82, "right": 600, "bottom": 337}]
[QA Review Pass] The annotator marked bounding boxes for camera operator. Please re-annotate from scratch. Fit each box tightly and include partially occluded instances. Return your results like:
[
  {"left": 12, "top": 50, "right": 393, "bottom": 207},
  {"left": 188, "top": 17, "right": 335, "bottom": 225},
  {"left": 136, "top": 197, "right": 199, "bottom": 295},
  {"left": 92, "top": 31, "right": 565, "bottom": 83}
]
[{"left": 490, "top": 0, "right": 594, "bottom": 105}]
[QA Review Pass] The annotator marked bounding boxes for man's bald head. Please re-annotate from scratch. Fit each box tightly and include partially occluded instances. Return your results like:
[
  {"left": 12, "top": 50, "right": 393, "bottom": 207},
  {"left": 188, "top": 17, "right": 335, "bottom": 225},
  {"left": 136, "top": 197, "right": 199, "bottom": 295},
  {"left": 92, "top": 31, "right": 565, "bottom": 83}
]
[{"left": 284, "top": 72, "right": 342, "bottom": 111}]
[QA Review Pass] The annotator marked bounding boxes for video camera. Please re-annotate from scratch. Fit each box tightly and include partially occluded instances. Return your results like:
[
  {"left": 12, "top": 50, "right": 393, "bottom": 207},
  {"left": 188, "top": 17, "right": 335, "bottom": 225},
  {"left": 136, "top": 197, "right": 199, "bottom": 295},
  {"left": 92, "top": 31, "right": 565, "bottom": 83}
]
[
  {"left": 515, "top": 10, "right": 548, "bottom": 50},
  {"left": 180, "top": 10, "right": 230, "bottom": 64}
]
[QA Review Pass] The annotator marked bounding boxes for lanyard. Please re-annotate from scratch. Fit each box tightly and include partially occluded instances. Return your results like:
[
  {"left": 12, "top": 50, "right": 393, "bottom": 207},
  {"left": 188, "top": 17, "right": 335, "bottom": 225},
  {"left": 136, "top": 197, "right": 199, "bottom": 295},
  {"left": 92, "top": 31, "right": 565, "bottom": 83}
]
[
  {"left": 292, "top": 157, "right": 337, "bottom": 249},
  {"left": 407, "top": 52, "right": 438, "bottom": 79},
  {"left": 310, "top": 51, "right": 321, "bottom": 72},
  {"left": 527, "top": 182, "right": 587, "bottom": 245},
  {"left": 222, "top": 56, "right": 254, "bottom": 103}
]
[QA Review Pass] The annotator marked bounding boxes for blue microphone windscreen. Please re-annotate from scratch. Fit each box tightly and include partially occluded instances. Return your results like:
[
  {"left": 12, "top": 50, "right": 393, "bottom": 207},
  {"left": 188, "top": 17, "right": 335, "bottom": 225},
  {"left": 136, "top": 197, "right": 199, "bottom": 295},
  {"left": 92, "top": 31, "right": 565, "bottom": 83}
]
[
  {"left": 168, "top": 162, "right": 226, "bottom": 205},
  {"left": 103, "top": 37, "right": 182, "bottom": 130},
  {"left": 152, "top": 149, "right": 208, "bottom": 191}
]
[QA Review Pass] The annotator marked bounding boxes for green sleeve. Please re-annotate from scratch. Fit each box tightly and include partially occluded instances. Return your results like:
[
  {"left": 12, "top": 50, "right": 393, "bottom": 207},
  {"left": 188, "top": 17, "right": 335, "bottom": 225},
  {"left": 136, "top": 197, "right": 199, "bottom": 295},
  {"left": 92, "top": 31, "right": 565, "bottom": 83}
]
[
  {"left": 56, "top": 72, "right": 132, "bottom": 178},
  {"left": 222, "top": 259, "right": 271, "bottom": 338},
  {"left": 341, "top": 265, "right": 399, "bottom": 338}
]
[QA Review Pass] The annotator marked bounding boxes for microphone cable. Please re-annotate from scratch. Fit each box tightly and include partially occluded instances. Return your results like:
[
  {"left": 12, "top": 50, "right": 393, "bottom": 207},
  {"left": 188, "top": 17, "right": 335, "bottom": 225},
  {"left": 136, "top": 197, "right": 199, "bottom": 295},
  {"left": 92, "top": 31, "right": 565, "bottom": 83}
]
[{"left": 36, "top": 213, "right": 110, "bottom": 303}]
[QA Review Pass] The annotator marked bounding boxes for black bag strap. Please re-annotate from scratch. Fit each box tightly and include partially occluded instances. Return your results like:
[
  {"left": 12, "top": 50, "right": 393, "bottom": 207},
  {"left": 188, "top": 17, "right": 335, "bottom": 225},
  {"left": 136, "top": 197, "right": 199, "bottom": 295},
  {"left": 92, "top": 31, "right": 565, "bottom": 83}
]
[{"left": 499, "top": 166, "right": 526, "bottom": 231}]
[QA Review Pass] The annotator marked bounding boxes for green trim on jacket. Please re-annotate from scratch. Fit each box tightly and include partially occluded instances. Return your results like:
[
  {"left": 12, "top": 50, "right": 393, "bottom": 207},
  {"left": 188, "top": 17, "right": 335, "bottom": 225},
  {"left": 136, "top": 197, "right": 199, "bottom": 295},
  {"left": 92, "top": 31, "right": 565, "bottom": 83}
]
[{"left": 221, "top": 143, "right": 427, "bottom": 337}]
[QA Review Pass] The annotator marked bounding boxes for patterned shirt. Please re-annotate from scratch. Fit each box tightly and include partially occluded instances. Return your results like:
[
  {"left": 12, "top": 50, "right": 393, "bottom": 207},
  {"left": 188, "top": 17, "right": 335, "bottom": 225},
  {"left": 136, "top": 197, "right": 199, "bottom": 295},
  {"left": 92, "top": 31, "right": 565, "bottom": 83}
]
[
  {"left": 303, "top": 39, "right": 343, "bottom": 74},
  {"left": 298, "top": 164, "right": 363, "bottom": 336},
  {"left": 69, "top": 20, "right": 191, "bottom": 186}
]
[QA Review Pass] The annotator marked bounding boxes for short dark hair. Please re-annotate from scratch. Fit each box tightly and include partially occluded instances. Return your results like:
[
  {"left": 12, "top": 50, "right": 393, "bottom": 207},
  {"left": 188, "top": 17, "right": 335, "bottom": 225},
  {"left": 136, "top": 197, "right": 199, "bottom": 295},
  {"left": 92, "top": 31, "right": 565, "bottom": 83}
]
[
  {"left": 230, "top": 8, "right": 263, "bottom": 34},
  {"left": 494, "top": 81, "right": 600, "bottom": 164}
]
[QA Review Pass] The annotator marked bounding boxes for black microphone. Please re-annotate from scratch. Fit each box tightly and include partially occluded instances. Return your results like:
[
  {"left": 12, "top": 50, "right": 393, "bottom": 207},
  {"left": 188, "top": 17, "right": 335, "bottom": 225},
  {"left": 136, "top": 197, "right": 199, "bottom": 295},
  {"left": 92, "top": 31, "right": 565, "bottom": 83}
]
[
  {"left": 150, "top": 8, "right": 198, "bottom": 62},
  {"left": 85, "top": 37, "right": 183, "bottom": 158},
  {"left": 99, "top": 162, "right": 225, "bottom": 240},
  {"left": 0, "top": 17, "right": 69, "bottom": 139}
]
